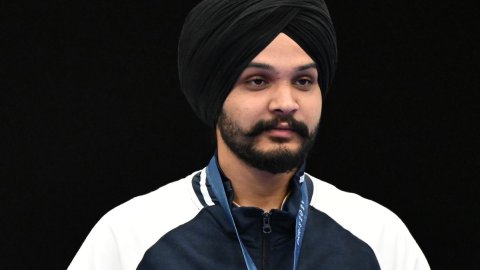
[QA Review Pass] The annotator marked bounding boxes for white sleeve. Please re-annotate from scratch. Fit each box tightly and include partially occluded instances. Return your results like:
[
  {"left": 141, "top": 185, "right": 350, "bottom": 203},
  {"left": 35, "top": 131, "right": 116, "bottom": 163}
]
[
  {"left": 67, "top": 174, "right": 203, "bottom": 270},
  {"left": 68, "top": 215, "right": 123, "bottom": 270},
  {"left": 372, "top": 214, "right": 430, "bottom": 270}
]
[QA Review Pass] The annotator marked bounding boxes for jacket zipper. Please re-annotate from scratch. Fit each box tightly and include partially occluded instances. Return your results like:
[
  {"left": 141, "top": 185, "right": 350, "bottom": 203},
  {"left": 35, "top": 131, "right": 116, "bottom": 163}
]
[{"left": 262, "top": 212, "right": 271, "bottom": 270}]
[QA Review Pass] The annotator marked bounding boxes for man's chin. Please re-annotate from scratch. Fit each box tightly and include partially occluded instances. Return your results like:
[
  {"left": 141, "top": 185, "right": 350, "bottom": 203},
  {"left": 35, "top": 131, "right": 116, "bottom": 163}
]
[
  {"left": 253, "top": 139, "right": 303, "bottom": 153},
  {"left": 239, "top": 147, "right": 304, "bottom": 174}
]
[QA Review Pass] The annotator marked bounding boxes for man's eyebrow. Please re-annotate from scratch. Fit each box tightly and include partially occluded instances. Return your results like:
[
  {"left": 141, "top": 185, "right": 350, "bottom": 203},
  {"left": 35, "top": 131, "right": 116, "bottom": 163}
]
[
  {"left": 297, "top": 63, "right": 317, "bottom": 71},
  {"left": 246, "top": 62, "right": 274, "bottom": 70},
  {"left": 245, "top": 62, "right": 317, "bottom": 71}
]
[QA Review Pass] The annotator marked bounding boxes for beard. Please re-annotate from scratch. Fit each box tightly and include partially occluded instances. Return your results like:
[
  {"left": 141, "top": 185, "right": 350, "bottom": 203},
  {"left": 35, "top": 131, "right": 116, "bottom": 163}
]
[{"left": 217, "top": 110, "right": 318, "bottom": 174}]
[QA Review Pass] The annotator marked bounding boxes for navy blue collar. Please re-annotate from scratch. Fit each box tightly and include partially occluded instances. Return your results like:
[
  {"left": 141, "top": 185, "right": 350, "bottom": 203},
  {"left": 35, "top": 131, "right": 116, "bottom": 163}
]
[{"left": 212, "top": 155, "right": 308, "bottom": 213}]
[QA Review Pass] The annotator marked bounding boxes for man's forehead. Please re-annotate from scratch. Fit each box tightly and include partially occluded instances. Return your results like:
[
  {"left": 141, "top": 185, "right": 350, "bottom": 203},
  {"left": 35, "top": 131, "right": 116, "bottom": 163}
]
[{"left": 242, "top": 34, "right": 317, "bottom": 75}]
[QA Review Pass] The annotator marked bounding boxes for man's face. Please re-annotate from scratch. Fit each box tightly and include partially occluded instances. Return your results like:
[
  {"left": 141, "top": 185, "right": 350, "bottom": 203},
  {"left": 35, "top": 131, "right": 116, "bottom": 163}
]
[{"left": 217, "top": 33, "right": 322, "bottom": 174}]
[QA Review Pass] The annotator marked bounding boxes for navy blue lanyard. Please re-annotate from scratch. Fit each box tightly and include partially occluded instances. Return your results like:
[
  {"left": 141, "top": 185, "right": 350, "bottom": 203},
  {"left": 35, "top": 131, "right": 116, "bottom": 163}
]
[{"left": 206, "top": 156, "right": 309, "bottom": 270}]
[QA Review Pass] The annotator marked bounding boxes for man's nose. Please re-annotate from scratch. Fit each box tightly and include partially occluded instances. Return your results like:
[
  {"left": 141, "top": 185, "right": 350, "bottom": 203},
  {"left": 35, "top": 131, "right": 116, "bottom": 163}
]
[{"left": 268, "top": 83, "right": 299, "bottom": 116}]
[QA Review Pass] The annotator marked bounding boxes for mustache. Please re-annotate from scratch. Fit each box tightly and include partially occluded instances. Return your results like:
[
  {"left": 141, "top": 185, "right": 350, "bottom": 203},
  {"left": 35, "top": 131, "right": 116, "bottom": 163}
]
[{"left": 244, "top": 115, "right": 310, "bottom": 138}]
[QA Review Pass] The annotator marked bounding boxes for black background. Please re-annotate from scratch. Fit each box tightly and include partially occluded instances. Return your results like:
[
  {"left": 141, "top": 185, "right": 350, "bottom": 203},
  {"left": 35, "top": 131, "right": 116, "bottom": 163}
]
[{"left": 2, "top": 0, "right": 479, "bottom": 269}]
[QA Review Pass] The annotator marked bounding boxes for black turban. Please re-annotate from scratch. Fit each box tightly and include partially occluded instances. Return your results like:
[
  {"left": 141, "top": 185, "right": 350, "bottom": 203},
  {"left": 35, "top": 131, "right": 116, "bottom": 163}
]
[{"left": 178, "top": 0, "right": 337, "bottom": 127}]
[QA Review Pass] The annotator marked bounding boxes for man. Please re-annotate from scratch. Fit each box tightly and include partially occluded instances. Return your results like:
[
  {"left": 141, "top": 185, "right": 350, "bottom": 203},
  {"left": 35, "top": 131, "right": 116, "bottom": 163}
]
[{"left": 69, "top": 0, "right": 430, "bottom": 269}]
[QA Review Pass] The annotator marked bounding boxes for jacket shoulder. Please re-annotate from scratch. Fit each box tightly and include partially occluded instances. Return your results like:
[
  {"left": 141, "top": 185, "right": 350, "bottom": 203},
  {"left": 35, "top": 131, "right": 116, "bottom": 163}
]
[
  {"left": 68, "top": 171, "right": 203, "bottom": 270},
  {"left": 306, "top": 174, "right": 430, "bottom": 270}
]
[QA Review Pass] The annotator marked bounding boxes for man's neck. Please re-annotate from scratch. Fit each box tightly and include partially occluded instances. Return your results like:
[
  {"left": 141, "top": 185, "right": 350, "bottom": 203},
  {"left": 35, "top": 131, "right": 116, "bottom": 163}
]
[{"left": 216, "top": 136, "right": 296, "bottom": 212}]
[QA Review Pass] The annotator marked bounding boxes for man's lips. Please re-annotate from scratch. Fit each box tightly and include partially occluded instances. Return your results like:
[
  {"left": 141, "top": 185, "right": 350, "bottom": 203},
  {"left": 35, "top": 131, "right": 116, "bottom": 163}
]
[{"left": 264, "top": 124, "right": 297, "bottom": 138}]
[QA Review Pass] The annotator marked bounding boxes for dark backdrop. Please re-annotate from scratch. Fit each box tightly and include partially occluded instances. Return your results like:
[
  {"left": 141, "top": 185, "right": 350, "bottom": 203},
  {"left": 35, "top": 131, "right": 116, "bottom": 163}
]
[{"left": 2, "top": 0, "right": 478, "bottom": 269}]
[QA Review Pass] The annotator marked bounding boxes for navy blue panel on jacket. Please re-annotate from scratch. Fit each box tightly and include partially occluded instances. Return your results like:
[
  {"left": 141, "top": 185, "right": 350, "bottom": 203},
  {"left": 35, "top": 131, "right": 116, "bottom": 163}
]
[{"left": 137, "top": 176, "right": 380, "bottom": 270}]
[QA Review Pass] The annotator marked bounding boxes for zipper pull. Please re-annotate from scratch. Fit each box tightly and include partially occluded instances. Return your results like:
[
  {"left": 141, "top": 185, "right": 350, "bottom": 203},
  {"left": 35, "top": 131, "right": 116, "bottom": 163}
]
[{"left": 263, "top": 212, "right": 272, "bottom": 234}]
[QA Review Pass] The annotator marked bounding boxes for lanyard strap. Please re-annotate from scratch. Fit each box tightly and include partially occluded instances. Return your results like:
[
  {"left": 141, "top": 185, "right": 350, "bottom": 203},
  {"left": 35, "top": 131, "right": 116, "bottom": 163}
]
[{"left": 206, "top": 156, "right": 309, "bottom": 270}]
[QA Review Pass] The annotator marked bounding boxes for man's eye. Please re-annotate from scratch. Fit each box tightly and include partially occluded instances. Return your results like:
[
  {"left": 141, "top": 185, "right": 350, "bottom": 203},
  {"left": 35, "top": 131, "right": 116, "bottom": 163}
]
[
  {"left": 246, "top": 77, "right": 269, "bottom": 89},
  {"left": 294, "top": 78, "right": 314, "bottom": 89}
]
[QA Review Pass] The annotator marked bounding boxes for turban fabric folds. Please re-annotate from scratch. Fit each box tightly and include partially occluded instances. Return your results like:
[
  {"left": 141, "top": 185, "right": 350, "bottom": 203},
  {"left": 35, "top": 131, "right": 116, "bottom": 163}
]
[{"left": 178, "top": 0, "right": 337, "bottom": 127}]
